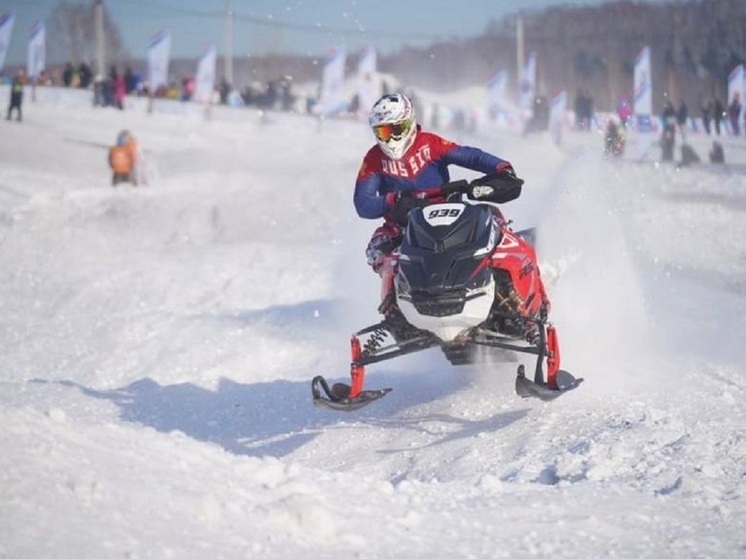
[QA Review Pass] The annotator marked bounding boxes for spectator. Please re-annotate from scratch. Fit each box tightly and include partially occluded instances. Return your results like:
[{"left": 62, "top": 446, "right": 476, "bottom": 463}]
[
  {"left": 660, "top": 100, "right": 677, "bottom": 162},
  {"left": 93, "top": 74, "right": 105, "bottom": 106},
  {"left": 574, "top": 89, "right": 594, "bottom": 131},
  {"left": 78, "top": 62, "right": 92, "bottom": 89},
  {"left": 700, "top": 98, "right": 712, "bottom": 135},
  {"left": 124, "top": 66, "right": 136, "bottom": 94},
  {"left": 114, "top": 71, "right": 126, "bottom": 110},
  {"left": 102, "top": 73, "right": 114, "bottom": 106},
  {"left": 727, "top": 92, "right": 742, "bottom": 136},
  {"left": 219, "top": 79, "right": 230, "bottom": 105},
  {"left": 109, "top": 130, "right": 141, "bottom": 186},
  {"left": 62, "top": 62, "right": 74, "bottom": 87},
  {"left": 524, "top": 95, "right": 550, "bottom": 135},
  {"left": 616, "top": 94, "right": 632, "bottom": 129},
  {"left": 36, "top": 70, "right": 51, "bottom": 86},
  {"left": 180, "top": 76, "right": 195, "bottom": 101},
  {"left": 6, "top": 71, "right": 24, "bottom": 121},
  {"left": 713, "top": 97, "right": 724, "bottom": 136}
]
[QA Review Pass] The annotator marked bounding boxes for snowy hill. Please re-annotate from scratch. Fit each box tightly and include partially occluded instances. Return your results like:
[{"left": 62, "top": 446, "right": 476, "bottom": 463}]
[{"left": 1, "top": 87, "right": 745, "bottom": 558}]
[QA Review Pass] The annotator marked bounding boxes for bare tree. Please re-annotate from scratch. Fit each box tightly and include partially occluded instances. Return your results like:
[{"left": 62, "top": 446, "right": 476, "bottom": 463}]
[{"left": 47, "top": 0, "right": 127, "bottom": 65}]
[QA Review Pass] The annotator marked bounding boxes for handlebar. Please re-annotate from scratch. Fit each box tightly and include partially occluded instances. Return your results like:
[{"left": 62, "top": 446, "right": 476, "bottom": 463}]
[{"left": 410, "top": 173, "right": 524, "bottom": 205}]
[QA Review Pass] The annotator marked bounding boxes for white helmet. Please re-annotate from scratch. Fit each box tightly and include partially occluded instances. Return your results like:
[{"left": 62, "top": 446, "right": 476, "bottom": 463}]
[{"left": 369, "top": 93, "right": 417, "bottom": 160}]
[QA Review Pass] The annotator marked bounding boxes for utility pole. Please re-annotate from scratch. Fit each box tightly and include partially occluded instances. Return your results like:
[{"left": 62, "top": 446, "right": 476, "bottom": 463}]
[
  {"left": 224, "top": 0, "right": 234, "bottom": 86},
  {"left": 95, "top": 0, "right": 105, "bottom": 77}
]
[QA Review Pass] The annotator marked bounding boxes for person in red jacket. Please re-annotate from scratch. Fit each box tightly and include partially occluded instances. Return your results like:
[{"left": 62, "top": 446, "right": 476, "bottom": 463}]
[{"left": 354, "top": 93, "right": 516, "bottom": 303}]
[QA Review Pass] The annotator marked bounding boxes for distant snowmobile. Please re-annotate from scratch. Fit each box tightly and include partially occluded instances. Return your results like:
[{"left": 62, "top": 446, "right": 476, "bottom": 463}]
[
  {"left": 312, "top": 173, "right": 583, "bottom": 410},
  {"left": 604, "top": 120, "right": 626, "bottom": 157}
]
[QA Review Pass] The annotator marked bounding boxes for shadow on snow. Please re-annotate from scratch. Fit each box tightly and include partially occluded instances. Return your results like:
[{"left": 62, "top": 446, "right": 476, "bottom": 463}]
[
  {"left": 41, "top": 297, "right": 530, "bottom": 459},
  {"left": 52, "top": 368, "right": 526, "bottom": 460}
]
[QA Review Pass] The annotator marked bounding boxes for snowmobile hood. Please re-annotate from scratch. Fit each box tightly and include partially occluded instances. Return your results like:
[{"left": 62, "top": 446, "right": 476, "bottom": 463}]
[{"left": 398, "top": 202, "right": 498, "bottom": 292}]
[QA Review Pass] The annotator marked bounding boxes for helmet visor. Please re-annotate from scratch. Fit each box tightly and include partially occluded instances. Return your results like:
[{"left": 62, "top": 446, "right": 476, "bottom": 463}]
[{"left": 373, "top": 118, "right": 413, "bottom": 142}]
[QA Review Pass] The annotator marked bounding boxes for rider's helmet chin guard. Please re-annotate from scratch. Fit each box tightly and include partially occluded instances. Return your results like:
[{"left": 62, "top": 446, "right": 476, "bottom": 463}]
[{"left": 369, "top": 93, "right": 417, "bottom": 160}]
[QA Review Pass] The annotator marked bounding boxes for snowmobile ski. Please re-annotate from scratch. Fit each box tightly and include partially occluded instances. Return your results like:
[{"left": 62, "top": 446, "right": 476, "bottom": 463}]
[
  {"left": 514, "top": 365, "right": 584, "bottom": 401},
  {"left": 311, "top": 335, "right": 393, "bottom": 411},
  {"left": 311, "top": 375, "right": 392, "bottom": 411}
]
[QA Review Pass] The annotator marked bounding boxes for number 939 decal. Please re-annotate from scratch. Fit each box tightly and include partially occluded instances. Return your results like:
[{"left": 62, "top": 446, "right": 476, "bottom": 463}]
[{"left": 423, "top": 203, "right": 464, "bottom": 227}]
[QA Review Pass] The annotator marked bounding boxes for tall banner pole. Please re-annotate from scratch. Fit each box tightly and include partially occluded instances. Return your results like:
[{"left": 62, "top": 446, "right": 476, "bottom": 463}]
[
  {"left": 549, "top": 90, "right": 568, "bottom": 146},
  {"left": 356, "top": 45, "right": 377, "bottom": 119},
  {"left": 0, "top": 12, "right": 16, "bottom": 74},
  {"left": 519, "top": 52, "right": 537, "bottom": 111},
  {"left": 485, "top": 69, "right": 508, "bottom": 126},
  {"left": 195, "top": 44, "right": 217, "bottom": 120},
  {"left": 224, "top": 0, "right": 233, "bottom": 87},
  {"left": 633, "top": 45, "right": 653, "bottom": 158},
  {"left": 27, "top": 20, "right": 45, "bottom": 101},
  {"left": 147, "top": 29, "right": 171, "bottom": 113},
  {"left": 318, "top": 46, "right": 347, "bottom": 120},
  {"left": 95, "top": 0, "right": 105, "bottom": 80},
  {"left": 516, "top": 14, "right": 524, "bottom": 106}
]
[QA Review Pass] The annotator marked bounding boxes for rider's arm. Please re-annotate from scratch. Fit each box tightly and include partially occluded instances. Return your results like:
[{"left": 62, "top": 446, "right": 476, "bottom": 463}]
[
  {"left": 442, "top": 143, "right": 512, "bottom": 175},
  {"left": 354, "top": 151, "right": 397, "bottom": 219},
  {"left": 354, "top": 173, "right": 390, "bottom": 218}
]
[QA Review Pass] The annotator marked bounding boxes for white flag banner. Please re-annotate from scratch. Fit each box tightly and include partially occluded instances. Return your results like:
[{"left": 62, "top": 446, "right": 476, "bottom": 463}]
[
  {"left": 356, "top": 45, "right": 377, "bottom": 118},
  {"left": 549, "top": 89, "right": 567, "bottom": 145},
  {"left": 27, "top": 20, "right": 45, "bottom": 80},
  {"left": 0, "top": 12, "right": 16, "bottom": 74},
  {"left": 633, "top": 45, "right": 654, "bottom": 158},
  {"left": 147, "top": 29, "right": 171, "bottom": 92},
  {"left": 727, "top": 64, "right": 745, "bottom": 129},
  {"left": 633, "top": 46, "right": 652, "bottom": 127},
  {"left": 519, "top": 52, "right": 537, "bottom": 110},
  {"left": 486, "top": 69, "right": 508, "bottom": 120},
  {"left": 318, "top": 46, "right": 347, "bottom": 117},
  {"left": 194, "top": 44, "right": 216, "bottom": 103}
]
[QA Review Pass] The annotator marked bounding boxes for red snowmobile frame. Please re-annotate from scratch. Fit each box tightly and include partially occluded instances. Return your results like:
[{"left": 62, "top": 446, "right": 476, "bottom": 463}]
[{"left": 312, "top": 175, "right": 582, "bottom": 411}]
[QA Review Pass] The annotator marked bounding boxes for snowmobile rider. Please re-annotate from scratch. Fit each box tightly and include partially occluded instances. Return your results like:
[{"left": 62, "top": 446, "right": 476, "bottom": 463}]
[{"left": 354, "top": 92, "right": 517, "bottom": 300}]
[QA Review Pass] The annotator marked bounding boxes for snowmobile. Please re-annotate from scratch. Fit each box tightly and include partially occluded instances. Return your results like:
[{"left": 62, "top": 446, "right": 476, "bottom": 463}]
[
  {"left": 604, "top": 120, "right": 626, "bottom": 157},
  {"left": 312, "top": 173, "right": 582, "bottom": 411}
]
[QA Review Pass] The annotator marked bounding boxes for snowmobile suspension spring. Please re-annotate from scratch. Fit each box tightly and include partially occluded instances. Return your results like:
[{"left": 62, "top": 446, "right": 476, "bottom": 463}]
[{"left": 362, "top": 326, "right": 388, "bottom": 356}]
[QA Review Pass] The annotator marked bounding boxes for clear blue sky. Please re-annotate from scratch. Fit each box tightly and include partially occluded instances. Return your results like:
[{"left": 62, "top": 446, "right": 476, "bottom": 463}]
[{"left": 3, "top": 0, "right": 671, "bottom": 64}]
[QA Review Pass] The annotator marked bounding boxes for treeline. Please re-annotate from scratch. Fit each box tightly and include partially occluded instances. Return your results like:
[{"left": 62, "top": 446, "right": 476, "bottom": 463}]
[
  {"left": 378, "top": 0, "right": 746, "bottom": 112},
  {"left": 227, "top": 0, "right": 745, "bottom": 114}
]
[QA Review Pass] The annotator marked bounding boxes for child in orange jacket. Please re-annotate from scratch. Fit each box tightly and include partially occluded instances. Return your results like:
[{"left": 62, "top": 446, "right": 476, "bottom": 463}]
[{"left": 109, "top": 130, "right": 139, "bottom": 186}]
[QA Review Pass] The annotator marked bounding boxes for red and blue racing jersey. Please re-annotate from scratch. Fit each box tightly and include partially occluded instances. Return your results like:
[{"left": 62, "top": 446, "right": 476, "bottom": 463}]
[{"left": 354, "top": 128, "right": 510, "bottom": 220}]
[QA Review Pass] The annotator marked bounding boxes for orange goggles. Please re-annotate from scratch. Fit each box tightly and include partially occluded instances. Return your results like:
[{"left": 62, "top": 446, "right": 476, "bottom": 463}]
[{"left": 373, "top": 119, "right": 413, "bottom": 142}]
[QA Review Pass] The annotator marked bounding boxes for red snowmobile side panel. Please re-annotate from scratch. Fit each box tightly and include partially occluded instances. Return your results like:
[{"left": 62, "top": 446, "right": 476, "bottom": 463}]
[{"left": 489, "top": 229, "right": 549, "bottom": 318}]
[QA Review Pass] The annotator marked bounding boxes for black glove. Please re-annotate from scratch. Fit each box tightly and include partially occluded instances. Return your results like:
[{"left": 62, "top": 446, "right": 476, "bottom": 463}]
[
  {"left": 390, "top": 192, "right": 427, "bottom": 225},
  {"left": 470, "top": 168, "right": 523, "bottom": 204}
]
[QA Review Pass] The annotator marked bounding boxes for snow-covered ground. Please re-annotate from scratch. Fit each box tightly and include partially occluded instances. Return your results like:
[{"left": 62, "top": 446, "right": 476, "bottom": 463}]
[{"left": 1, "top": 87, "right": 745, "bottom": 558}]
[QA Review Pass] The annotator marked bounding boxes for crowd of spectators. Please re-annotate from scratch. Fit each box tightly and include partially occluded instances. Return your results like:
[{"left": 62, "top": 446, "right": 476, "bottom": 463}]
[{"left": 2, "top": 61, "right": 300, "bottom": 110}]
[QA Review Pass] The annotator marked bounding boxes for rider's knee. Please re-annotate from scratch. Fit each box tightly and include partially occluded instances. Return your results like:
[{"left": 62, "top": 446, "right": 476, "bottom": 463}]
[{"left": 366, "top": 226, "right": 401, "bottom": 273}]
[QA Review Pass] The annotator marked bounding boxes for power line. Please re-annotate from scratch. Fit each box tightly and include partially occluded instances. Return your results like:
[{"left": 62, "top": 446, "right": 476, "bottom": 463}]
[{"left": 111, "top": 0, "right": 452, "bottom": 41}]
